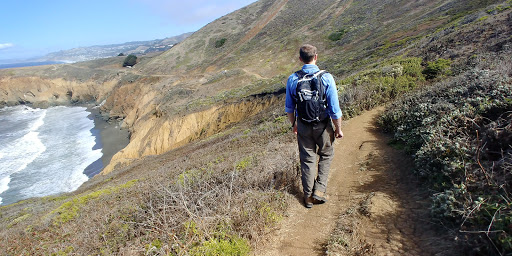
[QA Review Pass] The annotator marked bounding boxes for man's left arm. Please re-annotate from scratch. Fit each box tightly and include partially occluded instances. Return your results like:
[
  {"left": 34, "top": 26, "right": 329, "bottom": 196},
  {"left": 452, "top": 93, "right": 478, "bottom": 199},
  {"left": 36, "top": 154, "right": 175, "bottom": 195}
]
[{"left": 324, "top": 74, "right": 343, "bottom": 139}]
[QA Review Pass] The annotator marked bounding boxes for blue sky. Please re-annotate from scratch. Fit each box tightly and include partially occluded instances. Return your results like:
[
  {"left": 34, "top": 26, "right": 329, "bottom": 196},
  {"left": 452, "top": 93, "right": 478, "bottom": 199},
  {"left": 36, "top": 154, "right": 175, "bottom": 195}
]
[{"left": 0, "top": 0, "right": 257, "bottom": 61}]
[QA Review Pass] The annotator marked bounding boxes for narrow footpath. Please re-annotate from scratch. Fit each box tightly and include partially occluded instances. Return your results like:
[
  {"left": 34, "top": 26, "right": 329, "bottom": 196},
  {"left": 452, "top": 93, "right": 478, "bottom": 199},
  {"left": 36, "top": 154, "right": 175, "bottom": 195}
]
[{"left": 259, "top": 107, "right": 454, "bottom": 256}]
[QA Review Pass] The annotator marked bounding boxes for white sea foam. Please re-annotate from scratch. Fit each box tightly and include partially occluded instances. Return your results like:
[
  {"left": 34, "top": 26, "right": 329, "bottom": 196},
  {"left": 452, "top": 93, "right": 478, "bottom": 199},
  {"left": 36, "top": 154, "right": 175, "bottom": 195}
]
[
  {"left": 0, "top": 177, "right": 10, "bottom": 205},
  {"left": 17, "top": 107, "right": 102, "bottom": 199},
  {"left": 0, "top": 106, "right": 102, "bottom": 205},
  {"left": 0, "top": 108, "right": 46, "bottom": 200}
]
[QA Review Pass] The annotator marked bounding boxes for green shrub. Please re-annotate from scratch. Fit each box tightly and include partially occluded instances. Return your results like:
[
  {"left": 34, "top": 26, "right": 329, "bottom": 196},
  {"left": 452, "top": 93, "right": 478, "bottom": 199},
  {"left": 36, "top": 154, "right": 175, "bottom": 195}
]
[
  {"left": 215, "top": 38, "right": 227, "bottom": 48},
  {"left": 487, "top": 3, "right": 512, "bottom": 14},
  {"left": 51, "top": 246, "right": 74, "bottom": 256},
  {"left": 328, "top": 29, "right": 347, "bottom": 41},
  {"left": 190, "top": 235, "right": 251, "bottom": 256},
  {"left": 122, "top": 54, "right": 137, "bottom": 67},
  {"left": 337, "top": 57, "right": 425, "bottom": 118},
  {"left": 422, "top": 58, "right": 452, "bottom": 80},
  {"left": 50, "top": 180, "right": 138, "bottom": 225},
  {"left": 145, "top": 239, "right": 163, "bottom": 254},
  {"left": 235, "top": 156, "right": 252, "bottom": 170},
  {"left": 477, "top": 15, "right": 489, "bottom": 22}
]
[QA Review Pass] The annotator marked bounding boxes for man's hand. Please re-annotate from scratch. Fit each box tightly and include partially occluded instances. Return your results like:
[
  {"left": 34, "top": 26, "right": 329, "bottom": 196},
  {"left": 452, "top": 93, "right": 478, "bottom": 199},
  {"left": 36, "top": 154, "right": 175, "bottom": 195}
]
[
  {"left": 287, "top": 112, "right": 297, "bottom": 135},
  {"left": 332, "top": 118, "right": 344, "bottom": 139},
  {"left": 334, "top": 128, "right": 343, "bottom": 139}
]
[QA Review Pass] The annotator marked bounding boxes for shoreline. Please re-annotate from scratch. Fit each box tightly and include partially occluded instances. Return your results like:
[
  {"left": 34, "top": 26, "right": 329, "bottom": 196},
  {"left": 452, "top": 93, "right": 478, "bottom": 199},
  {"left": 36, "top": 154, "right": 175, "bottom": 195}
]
[
  {"left": 84, "top": 105, "right": 130, "bottom": 178},
  {"left": 0, "top": 103, "right": 130, "bottom": 178}
]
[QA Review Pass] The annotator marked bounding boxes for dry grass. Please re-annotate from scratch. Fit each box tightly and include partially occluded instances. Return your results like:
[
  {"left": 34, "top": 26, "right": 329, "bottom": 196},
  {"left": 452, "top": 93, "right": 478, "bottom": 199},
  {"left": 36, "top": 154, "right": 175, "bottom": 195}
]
[
  {"left": 0, "top": 101, "right": 302, "bottom": 255},
  {"left": 325, "top": 194, "right": 376, "bottom": 256}
]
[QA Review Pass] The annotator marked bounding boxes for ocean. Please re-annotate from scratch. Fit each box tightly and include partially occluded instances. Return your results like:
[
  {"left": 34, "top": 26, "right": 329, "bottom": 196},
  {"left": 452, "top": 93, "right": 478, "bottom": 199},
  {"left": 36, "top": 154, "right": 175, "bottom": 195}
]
[
  {"left": 0, "top": 61, "right": 67, "bottom": 69},
  {"left": 0, "top": 106, "right": 102, "bottom": 205}
]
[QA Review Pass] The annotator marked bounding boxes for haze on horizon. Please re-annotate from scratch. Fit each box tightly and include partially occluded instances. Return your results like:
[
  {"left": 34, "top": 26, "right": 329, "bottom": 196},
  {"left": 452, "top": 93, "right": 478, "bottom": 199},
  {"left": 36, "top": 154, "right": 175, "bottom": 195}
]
[{"left": 0, "top": 0, "right": 257, "bottom": 61}]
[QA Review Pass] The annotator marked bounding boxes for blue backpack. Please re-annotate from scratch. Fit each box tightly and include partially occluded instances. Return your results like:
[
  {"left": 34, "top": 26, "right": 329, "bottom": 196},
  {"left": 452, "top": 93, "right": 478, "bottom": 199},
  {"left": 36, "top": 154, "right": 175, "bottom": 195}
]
[{"left": 295, "top": 70, "right": 328, "bottom": 123}]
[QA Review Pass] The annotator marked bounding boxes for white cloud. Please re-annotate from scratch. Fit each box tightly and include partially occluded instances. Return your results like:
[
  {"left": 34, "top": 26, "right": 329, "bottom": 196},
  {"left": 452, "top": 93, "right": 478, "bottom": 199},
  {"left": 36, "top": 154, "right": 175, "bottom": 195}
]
[{"left": 0, "top": 43, "right": 14, "bottom": 50}]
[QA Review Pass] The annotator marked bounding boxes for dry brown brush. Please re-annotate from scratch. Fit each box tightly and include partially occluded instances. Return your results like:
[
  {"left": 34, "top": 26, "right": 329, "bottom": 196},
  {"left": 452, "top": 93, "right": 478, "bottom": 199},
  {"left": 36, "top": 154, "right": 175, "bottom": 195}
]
[{"left": 0, "top": 102, "right": 301, "bottom": 255}]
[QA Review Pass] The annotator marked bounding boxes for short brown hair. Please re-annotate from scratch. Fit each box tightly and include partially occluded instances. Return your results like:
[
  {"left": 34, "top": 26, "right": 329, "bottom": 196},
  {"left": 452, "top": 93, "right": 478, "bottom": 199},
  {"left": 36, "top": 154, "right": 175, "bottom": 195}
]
[{"left": 299, "top": 44, "right": 317, "bottom": 63}]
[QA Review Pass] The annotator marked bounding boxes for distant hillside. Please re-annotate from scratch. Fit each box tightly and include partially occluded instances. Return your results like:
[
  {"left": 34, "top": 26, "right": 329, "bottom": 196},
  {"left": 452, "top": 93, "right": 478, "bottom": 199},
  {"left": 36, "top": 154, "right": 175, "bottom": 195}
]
[{"left": 38, "top": 32, "right": 193, "bottom": 63}]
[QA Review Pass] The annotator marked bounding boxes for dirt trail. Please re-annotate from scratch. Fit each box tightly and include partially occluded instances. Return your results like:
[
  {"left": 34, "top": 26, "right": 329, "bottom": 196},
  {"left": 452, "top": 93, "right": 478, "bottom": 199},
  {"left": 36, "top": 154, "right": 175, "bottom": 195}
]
[{"left": 259, "top": 107, "right": 453, "bottom": 256}]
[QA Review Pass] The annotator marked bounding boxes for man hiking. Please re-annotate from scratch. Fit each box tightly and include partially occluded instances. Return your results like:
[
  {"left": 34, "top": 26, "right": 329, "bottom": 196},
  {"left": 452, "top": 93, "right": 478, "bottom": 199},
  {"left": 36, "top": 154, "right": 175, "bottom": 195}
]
[{"left": 285, "top": 44, "right": 344, "bottom": 208}]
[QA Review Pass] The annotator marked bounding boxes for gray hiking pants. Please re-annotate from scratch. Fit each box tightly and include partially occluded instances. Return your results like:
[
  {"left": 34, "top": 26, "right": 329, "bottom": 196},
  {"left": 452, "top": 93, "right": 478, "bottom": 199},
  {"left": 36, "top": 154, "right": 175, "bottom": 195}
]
[{"left": 297, "top": 119, "right": 335, "bottom": 197}]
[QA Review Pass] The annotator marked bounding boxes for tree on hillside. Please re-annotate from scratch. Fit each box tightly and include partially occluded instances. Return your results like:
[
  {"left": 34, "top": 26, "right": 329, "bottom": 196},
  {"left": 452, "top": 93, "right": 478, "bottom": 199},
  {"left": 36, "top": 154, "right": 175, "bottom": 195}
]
[
  {"left": 118, "top": 53, "right": 125, "bottom": 56},
  {"left": 215, "top": 38, "right": 227, "bottom": 48},
  {"left": 123, "top": 54, "right": 137, "bottom": 67}
]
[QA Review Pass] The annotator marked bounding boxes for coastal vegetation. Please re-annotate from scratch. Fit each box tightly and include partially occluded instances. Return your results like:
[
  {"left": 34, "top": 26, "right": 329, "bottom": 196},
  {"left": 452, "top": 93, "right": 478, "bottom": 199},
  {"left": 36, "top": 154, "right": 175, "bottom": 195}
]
[{"left": 379, "top": 59, "right": 512, "bottom": 253}]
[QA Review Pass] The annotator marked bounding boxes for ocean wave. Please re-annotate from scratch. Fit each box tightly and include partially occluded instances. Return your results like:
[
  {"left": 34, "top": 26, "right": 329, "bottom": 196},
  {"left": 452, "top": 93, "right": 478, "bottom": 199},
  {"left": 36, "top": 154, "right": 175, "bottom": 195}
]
[
  {"left": 15, "top": 107, "right": 102, "bottom": 199},
  {"left": 0, "top": 109, "right": 47, "bottom": 198},
  {"left": 0, "top": 177, "right": 10, "bottom": 205}
]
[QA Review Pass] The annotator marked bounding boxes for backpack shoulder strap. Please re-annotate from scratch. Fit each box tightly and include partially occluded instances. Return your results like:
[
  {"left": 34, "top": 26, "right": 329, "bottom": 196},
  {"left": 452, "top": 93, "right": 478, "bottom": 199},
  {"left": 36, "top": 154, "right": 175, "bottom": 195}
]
[
  {"left": 314, "top": 70, "right": 327, "bottom": 80},
  {"left": 295, "top": 70, "right": 307, "bottom": 79},
  {"left": 315, "top": 70, "right": 327, "bottom": 100}
]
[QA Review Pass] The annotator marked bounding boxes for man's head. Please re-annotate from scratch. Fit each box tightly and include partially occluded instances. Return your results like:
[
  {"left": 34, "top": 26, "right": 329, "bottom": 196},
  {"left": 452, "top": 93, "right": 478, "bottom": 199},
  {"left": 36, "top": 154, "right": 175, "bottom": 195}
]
[{"left": 299, "top": 44, "right": 317, "bottom": 64}]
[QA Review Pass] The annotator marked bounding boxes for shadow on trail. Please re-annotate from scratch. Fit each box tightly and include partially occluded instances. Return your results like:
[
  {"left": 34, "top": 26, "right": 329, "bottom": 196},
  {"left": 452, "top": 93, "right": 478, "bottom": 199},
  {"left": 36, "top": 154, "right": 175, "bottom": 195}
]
[{"left": 351, "top": 118, "right": 459, "bottom": 255}]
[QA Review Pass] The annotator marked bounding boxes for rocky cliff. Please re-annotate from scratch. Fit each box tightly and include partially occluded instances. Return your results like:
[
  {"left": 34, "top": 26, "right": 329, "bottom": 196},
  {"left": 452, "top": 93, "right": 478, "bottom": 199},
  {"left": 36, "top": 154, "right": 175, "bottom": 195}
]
[
  {"left": 103, "top": 95, "right": 280, "bottom": 173},
  {"left": 0, "top": 76, "right": 116, "bottom": 108}
]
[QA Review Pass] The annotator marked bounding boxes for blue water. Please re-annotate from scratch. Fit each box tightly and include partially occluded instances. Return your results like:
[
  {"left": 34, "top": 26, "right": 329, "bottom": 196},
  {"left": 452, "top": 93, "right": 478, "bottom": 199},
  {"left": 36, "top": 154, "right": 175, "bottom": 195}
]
[
  {"left": 0, "top": 61, "right": 66, "bottom": 69},
  {"left": 0, "top": 106, "right": 102, "bottom": 205}
]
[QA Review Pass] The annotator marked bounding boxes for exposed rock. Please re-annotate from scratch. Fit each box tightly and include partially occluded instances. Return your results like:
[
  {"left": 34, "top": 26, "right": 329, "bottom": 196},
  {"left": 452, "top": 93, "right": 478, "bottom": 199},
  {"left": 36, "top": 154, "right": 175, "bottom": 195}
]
[
  {"left": 102, "top": 95, "right": 279, "bottom": 173},
  {"left": 0, "top": 76, "right": 117, "bottom": 107}
]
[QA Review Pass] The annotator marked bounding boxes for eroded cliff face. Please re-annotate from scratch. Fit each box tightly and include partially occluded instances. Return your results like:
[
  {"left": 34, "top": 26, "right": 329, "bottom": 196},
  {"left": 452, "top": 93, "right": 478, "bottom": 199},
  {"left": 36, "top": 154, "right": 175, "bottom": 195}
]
[
  {"left": 0, "top": 76, "right": 117, "bottom": 108},
  {"left": 102, "top": 95, "right": 280, "bottom": 174},
  {"left": 0, "top": 71, "right": 281, "bottom": 175}
]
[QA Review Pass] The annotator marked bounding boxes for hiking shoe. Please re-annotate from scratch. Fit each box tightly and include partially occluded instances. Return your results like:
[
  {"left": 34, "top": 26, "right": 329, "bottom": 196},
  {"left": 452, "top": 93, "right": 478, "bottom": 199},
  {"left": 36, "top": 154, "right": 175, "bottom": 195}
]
[
  {"left": 313, "top": 191, "right": 328, "bottom": 204},
  {"left": 304, "top": 195, "right": 314, "bottom": 208}
]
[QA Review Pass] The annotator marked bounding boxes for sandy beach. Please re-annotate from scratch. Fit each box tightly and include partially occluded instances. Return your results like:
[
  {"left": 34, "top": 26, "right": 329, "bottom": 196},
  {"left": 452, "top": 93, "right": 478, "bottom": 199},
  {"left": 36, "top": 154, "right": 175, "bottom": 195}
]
[{"left": 84, "top": 106, "right": 129, "bottom": 177}]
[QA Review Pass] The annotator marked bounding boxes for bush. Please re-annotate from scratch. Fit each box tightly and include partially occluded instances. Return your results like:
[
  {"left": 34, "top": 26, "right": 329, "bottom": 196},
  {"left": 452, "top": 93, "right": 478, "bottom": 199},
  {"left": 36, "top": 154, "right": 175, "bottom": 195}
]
[
  {"left": 378, "top": 68, "right": 512, "bottom": 254},
  {"left": 189, "top": 235, "right": 251, "bottom": 256},
  {"left": 337, "top": 57, "right": 425, "bottom": 118},
  {"left": 215, "top": 38, "right": 227, "bottom": 48},
  {"left": 122, "top": 54, "right": 137, "bottom": 67},
  {"left": 328, "top": 29, "right": 347, "bottom": 41},
  {"left": 423, "top": 58, "right": 452, "bottom": 80}
]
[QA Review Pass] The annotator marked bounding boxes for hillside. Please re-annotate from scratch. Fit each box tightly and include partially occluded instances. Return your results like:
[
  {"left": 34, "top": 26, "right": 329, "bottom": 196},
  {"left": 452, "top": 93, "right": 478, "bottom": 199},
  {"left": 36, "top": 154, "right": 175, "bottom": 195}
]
[{"left": 0, "top": 0, "right": 511, "bottom": 255}]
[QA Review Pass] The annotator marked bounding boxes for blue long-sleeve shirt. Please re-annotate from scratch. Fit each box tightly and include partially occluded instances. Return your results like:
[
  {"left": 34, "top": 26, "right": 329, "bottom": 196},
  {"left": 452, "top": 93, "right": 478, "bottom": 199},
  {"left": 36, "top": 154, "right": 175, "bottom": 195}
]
[{"left": 285, "top": 64, "right": 342, "bottom": 120}]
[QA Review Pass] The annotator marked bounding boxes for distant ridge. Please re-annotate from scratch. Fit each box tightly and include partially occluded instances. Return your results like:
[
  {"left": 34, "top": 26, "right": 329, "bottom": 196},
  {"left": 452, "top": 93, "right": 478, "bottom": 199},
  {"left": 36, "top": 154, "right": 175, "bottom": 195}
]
[{"left": 36, "top": 32, "right": 193, "bottom": 63}]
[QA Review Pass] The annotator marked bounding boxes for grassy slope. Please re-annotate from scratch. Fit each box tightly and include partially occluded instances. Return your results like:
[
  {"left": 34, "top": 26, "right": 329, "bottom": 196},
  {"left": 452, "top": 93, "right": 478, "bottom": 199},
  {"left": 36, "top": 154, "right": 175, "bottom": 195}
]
[
  {"left": 1, "top": 0, "right": 511, "bottom": 254},
  {"left": 130, "top": 0, "right": 510, "bottom": 119}
]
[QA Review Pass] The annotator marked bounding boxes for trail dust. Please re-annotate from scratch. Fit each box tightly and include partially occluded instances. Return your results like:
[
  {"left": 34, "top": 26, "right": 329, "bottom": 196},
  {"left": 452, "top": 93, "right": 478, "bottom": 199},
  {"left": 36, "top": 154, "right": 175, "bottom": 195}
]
[{"left": 258, "top": 107, "right": 454, "bottom": 256}]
